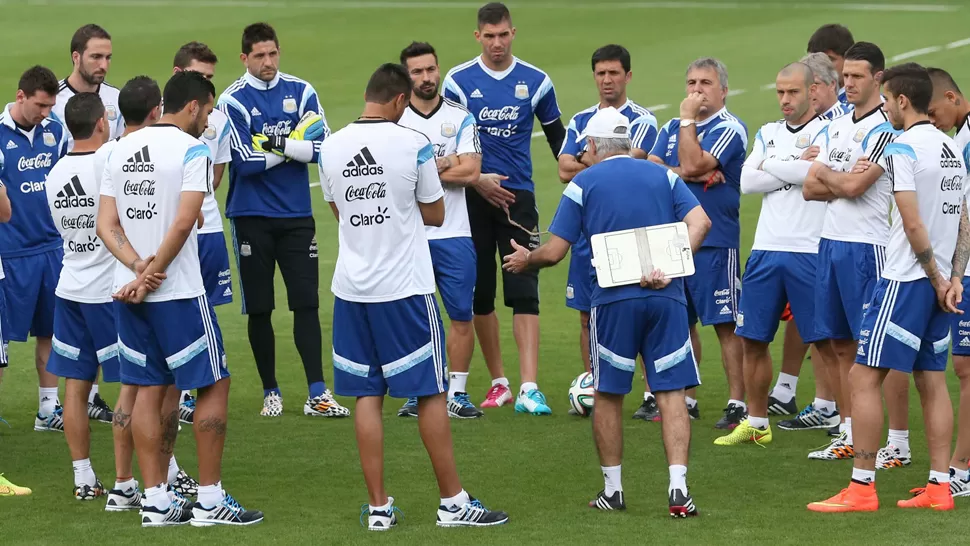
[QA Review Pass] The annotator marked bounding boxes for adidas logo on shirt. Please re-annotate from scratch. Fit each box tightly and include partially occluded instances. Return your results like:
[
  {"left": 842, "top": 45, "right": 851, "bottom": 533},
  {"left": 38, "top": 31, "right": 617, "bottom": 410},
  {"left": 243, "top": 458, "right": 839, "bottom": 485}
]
[
  {"left": 4, "top": 140, "right": 16, "bottom": 149},
  {"left": 251, "top": 106, "right": 262, "bottom": 117},
  {"left": 123, "top": 146, "right": 154, "bottom": 173},
  {"left": 53, "top": 175, "right": 94, "bottom": 209},
  {"left": 961, "top": 337, "right": 970, "bottom": 347},
  {"left": 941, "top": 143, "right": 963, "bottom": 168},
  {"left": 470, "top": 89, "right": 483, "bottom": 98},
  {"left": 223, "top": 286, "right": 232, "bottom": 297},
  {"left": 719, "top": 305, "right": 731, "bottom": 315},
  {"left": 766, "top": 139, "right": 775, "bottom": 148},
  {"left": 342, "top": 147, "right": 383, "bottom": 177}
]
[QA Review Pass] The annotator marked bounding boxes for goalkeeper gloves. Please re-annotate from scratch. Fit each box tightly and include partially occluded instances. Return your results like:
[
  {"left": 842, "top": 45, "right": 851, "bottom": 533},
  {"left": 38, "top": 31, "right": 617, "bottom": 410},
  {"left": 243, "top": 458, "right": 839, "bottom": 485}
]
[
  {"left": 252, "top": 133, "right": 286, "bottom": 156},
  {"left": 291, "top": 111, "right": 325, "bottom": 141}
]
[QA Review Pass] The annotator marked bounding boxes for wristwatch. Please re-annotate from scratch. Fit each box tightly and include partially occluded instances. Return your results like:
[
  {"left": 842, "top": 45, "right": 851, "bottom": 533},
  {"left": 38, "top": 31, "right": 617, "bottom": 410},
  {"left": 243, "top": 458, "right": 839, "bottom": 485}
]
[
  {"left": 680, "top": 119, "right": 696, "bottom": 128},
  {"left": 576, "top": 150, "right": 586, "bottom": 163}
]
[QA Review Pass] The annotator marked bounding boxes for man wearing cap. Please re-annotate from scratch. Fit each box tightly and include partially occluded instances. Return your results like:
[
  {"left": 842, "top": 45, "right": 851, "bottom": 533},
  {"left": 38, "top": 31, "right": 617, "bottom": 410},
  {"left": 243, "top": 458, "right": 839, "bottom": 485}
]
[{"left": 503, "top": 107, "right": 710, "bottom": 516}]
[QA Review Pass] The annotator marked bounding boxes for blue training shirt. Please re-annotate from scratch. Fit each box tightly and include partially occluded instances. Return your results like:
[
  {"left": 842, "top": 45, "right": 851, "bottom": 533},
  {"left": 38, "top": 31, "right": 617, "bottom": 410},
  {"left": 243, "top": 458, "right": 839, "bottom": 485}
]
[
  {"left": 0, "top": 103, "right": 67, "bottom": 258},
  {"left": 548, "top": 155, "right": 700, "bottom": 308},
  {"left": 649, "top": 107, "right": 747, "bottom": 249},
  {"left": 218, "top": 71, "right": 329, "bottom": 218},
  {"left": 443, "top": 56, "right": 561, "bottom": 192}
]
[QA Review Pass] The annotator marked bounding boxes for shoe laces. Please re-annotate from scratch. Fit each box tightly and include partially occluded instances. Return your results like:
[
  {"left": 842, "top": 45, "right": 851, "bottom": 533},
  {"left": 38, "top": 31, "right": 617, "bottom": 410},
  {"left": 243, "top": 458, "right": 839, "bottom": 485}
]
[
  {"left": 485, "top": 385, "right": 505, "bottom": 399},
  {"left": 813, "top": 432, "right": 847, "bottom": 451},
  {"left": 182, "top": 398, "right": 196, "bottom": 410},
  {"left": 454, "top": 393, "right": 474, "bottom": 408},
  {"left": 525, "top": 389, "right": 547, "bottom": 405},
  {"left": 359, "top": 502, "right": 403, "bottom": 527},
  {"left": 222, "top": 494, "right": 244, "bottom": 514},
  {"left": 405, "top": 397, "right": 418, "bottom": 407},
  {"left": 796, "top": 404, "right": 816, "bottom": 418}
]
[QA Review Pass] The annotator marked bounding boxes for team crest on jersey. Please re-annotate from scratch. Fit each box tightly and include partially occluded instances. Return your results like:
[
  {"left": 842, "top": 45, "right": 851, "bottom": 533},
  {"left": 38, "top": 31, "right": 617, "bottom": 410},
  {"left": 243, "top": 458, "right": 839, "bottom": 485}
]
[
  {"left": 440, "top": 122, "right": 456, "bottom": 138},
  {"left": 43, "top": 132, "right": 56, "bottom": 147},
  {"left": 282, "top": 98, "right": 297, "bottom": 114},
  {"left": 204, "top": 124, "right": 217, "bottom": 140},
  {"left": 853, "top": 128, "right": 866, "bottom": 143},
  {"left": 514, "top": 83, "right": 529, "bottom": 100},
  {"left": 795, "top": 134, "right": 811, "bottom": 149},
  {"left": 105, "top": 105, "right": 118, "bottom": 121}
]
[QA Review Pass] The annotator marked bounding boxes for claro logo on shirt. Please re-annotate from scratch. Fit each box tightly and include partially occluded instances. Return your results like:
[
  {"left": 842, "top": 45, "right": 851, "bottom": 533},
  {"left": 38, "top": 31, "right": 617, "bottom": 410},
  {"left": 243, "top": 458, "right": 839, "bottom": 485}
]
[{"left": 350, "top": 206, "right": 390, "bottom": 227}]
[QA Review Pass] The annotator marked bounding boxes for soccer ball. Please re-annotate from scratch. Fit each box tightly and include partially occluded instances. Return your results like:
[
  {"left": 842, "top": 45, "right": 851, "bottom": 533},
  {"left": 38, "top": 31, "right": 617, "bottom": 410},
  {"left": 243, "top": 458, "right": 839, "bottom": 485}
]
[{"left": 568, "top": 372, "right": 595, "bottom": 416}]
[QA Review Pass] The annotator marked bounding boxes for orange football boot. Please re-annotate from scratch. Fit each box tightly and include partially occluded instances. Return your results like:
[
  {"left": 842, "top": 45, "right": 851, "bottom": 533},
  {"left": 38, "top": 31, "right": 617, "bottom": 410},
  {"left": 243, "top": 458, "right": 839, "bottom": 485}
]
[
  {"left": 898, "top": 481, "right": 954, "bottom": 511},
  {"left": 807, "top": 481, "right": 879, "bottom": 513}
]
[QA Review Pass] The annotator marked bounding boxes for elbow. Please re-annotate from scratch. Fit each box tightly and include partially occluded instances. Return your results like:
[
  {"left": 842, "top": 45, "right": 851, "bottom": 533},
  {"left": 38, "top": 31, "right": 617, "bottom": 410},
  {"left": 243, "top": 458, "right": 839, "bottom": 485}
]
[
  {"left": 842, "top": 184, "right": 865, "bottom": 199},
  {"left": 558, "top": 167, "right": 573, "bottom": 184},
  {"left": 424, "top": 215, "right": 444, "bottom": 228},
  {"left": 0, "top": 208, "right": 10, "bottom": 223}
]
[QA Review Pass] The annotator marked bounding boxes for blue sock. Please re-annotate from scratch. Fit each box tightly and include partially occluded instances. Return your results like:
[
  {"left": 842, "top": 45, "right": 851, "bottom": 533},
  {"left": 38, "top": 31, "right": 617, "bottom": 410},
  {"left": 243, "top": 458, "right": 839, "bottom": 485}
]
[
  {"left": 308, "top": 381, "right": 326, "bottom": 398},
  {"left": 263, "top": 387, "right": 281, "bottom": 398}
]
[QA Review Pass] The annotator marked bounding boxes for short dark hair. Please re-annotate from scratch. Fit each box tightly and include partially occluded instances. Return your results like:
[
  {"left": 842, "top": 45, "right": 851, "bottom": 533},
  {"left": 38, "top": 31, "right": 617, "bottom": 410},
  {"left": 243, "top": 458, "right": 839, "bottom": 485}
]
[
  {"left": 364, "top": 63, "right": 412, "bottom": 104},
  {"left": 242, "top": 22, "right": 278, "bottom": 54},
  {"left": 807, "top": 24, "right": 854, "bottom": 56},
  {"left": 70, "top": 24, "right": 111, "bottom": 56},
  {"left": 174, "top": 41, "right": 218, "bottom": 69},
  {"left": 64, "top": 92, "right": 104, "bottom": 141},
  {"left": 119, "top": 76, "right": 161, "bottom": 125},
  {"left": 400, "top": 42, "right": 437, "bottom": 65},
  {"left": 883, "top": 62, "right": 933, "bottom": 114},
  {"left": 162, "top": 71, "right": 216, "bottom": 114},
  {"left": 844, "top": 41, "right": 885, "bottom": 74},
  {"left": 927, "top": 66, "right": 962, "bottom": 96},
  {"left": 18, "top": 66, "right": 58, "bottom": 98},
  {"left": 591, "top": 44, "right": 631, "bottom": 73},
  {"left": 478, "top": 2, "right": 511, "bottom": 27}
]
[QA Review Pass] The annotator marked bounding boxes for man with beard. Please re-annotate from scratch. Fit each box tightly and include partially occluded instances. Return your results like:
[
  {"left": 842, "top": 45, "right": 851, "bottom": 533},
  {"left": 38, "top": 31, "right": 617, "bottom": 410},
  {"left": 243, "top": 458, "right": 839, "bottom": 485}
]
[{"left": 397, "top": 42, "right": 484, "bottom": 419}]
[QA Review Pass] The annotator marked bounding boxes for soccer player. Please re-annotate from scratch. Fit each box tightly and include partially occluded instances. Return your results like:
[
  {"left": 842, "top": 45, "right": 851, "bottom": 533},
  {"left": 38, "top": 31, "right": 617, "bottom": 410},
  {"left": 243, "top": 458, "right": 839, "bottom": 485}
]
[
  {"left": 924, "top": 67, "right": 970, "bottom": 494},
  {"left": 648, "top": 58, "right": 748, "bottom": 429},
  {"left": 714, "top": 62, "right": 829, "bottom": 447},
  {"left": 218, "top": 22, "right": 347, "bottom": 418},
  {"left": 802, "top": 43, "right": 901, "bottom": 463},
  {"left": 803, "top": 52, "right": 851, "bottom": 121},
  {"left": 556, "top": 44, "right": 659, "bottom": 417},
  {"left": 807, "top": 24, "right": 855, "bottom": 107},
  {"left": 808, "top": 62, "right": 969, "bottom": 513},
  {"left": 98, "top": 70, "right": 262, "bottom": 527},
  {"left": 443, "top": 2, "right": 566, "bottom": 414},
  {"left": 503, "top": 107, "right": 709, "bottom": 515},
  {"left": 173, "top": 41, "right": 233, "bottom": 424},
  {"left": 398, "top": 42, "right": 484, "bottom": 420},
  {"left": 320, "top": 63, "right": 508, "bottom": 530},
  {"left": 0, "top": 65, "right": 68, "bottom": 432}
]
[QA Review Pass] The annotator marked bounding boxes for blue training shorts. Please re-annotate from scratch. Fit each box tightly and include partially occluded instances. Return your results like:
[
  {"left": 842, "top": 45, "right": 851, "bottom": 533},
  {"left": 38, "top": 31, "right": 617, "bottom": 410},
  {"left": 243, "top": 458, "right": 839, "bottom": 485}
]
[
  {"left": 685, "top": 247, "right": 740, "bottom": 326},
  {"left": 429, "top": 237, "right": 476, "bottom": 322},
  {"left": 332, "top": 294, "right": 448, "bottom": 399},
  {"left": 1, "top": 248, "right": 62, "bottom": 341},
  {"left": 952, "top": 277, "right": 970, "bottom": 357},
  {"left": 736, "top": 250, "right": 821, "bottom": 344},
  {"left": 590, "top": 297, "right": 700, "bottom": 395},
  {"left": 47, "top": 297, "right": 120, "bottom": 383},
  {"left": 198, "top": 232, "right": 233, "bottom": 307},
  {"left": 815, "top": 238, "right": 885, "bottom": 341}
]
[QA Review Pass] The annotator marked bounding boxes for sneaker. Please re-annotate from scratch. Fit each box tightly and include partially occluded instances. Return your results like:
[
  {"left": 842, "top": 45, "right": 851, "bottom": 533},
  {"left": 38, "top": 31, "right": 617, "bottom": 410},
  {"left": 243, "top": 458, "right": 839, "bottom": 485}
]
[
  {"left": 448, "top": 393, "right": 484, "bottom": 419},
  {"left": 105, "top": 482, "right": 142, "bottom": 512},
  {"left": 514, "top": 389, "right": 552, "bottom": 415},
  {"left": 436, "top": 496, "right": 509, "bottom": 527},
  {"left": 260, "top": 392, "right": 283, "bottom": 417},
  {"left": 87, "top": 394, "right": 113, "bottom": 424},
  {"left": 668, "top": 488, "right": 699, "bottom": 518},
  {"left": 875, "top": 442, "right": 912, "bottom": 470},
  {"left": 807, "top": 433, "right": 855, "bottom": 460},
  {"left": 141, "top": 502, "right": 193, "bottom": 527},
  {"left": 898, "top": 481, "right": 953, "bottom": 510},
  {"left": 74, "top": 479, "right": 106, "bottom": 501},
  {"left": 359, "top": 496, "right": 402, "bottom": 531},
  {"left": 480, "top": 383, "right": 513, "bottom": 408},
  {"left": 397, "top": 397, "right": 418, "bottom": 418},
  {"left": 777, "top": 404, "right": 840, "bottom": 431},
  {"left": 34, "top": 406, "right": 64, "bottom": 432},
  {"left": 807, "top": 481, "right": 878, "bottom": 513},
  {"left": 713, "top": 419, "right": 772, "bottom": 446},
  {"left": 714, "top": 403, "right": 746, "bottom": 430},
  {"left": 632, "top": 397, "right": 661, "bottom": 421},
  {"left": 687, "top": 402, "right": 700, "bottom": 420},
  {"left": 0, "top": 474, "right": 31, "bottom": 496},
  {"left": 767, "top": 395, "right": 798, "bottom": 416},
  {"left": 191, "top": 493, "right": 264, "bottom": 527},
  {"left": 304, "top": 390, "right": 350, "bottom": 417},
  {"left": 171, "top": 469, "right": 199, "bottom": 498},
  {"left": 827, "top": 424, "right": 840, "bottom": 437},
  {"left": 179, "top": 394, "right": 195, "bottom": 424},
  {"left": 951, "top": 469, "right": 970, "bottom": 497},
  {"left": 589, "top": 490, "right": 625, "bottom": 510},
  {"left": 168, "top": 488, "right": 192, "bottom": 510}
]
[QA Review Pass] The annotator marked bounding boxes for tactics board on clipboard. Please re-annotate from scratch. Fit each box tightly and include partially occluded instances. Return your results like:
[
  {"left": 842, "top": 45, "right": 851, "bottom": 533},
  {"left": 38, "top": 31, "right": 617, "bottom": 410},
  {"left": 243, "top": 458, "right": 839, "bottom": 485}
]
[{"left": 589, "top": 222, "right": 695, "bottom": 289}]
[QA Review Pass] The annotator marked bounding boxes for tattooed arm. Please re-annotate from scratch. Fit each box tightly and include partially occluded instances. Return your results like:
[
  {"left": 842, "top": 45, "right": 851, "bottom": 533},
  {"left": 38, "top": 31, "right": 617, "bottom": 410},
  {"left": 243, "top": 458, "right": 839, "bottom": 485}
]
[
  {"left": 951, "top": 199, "right": 970, "bottom": 280},
  {"left": 439, "top": 152, "right": 482, "bottom": 187},
  {"left": 96, "top": 195, "right": 143, "bottom": 272},
  {"left": 895, "top": 191, "right": 943, "bottom": 283}
]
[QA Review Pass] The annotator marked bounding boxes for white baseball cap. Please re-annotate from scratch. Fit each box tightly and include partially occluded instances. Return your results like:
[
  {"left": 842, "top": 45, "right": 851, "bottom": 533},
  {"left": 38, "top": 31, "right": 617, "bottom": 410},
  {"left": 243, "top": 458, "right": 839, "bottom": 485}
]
[{"left": 576, "top": 106, "right": 630, "bottom": 142}]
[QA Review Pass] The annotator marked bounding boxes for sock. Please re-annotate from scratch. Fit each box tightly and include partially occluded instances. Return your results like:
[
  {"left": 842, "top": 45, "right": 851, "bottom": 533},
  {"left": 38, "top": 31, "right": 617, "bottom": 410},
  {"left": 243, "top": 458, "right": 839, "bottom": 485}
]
[
  {"left": 851, "top": 468, "right": 875, "bottom": 484},
  {"left": 771, "top": 373, "right": 798, "bottom": 402},
  {"left": 838, "top": 421, "right": 847, "bottom": 435},
  {"left": 602, "top": 465, "right": 622, "bottom": 496},
  {"left": 293, "top": 308, "right": 326, "bottom": 391},
  {"left": 198, "top": 481, "right": 225, "bottom": 509},
  {"left": 144, "top": 483, "right": 171, "bottom": 510},
  {"left": 492, "top": 377, "right": 510, "bottom": 388},
  {"left": 440, "top": 489, "right": 471, "bottom": 510},
  {"left": 264, "top": 387, "right": 281, "bottom": 398},
  {"left": 39, "top": 387, "right": 58, "bottom": 416},
  {"left": 167, "top": 456, "right": 179, "bottom": 485},
  {"left": 181, "top": 390, "right": 191, "bottom": 403},
  {"left": 685, "top": 396, "right": 698, "bottom": 409},
  {"left": 72, "top": 458, "right": 96, "bottom": 487},
  {"left": 644, "top": 391, "right": 654, "bottom": 402},
  {"left": 748, "top": 415, "right": 769, "bottom": 430},
  {"left": 370, "top": 498, "right": 392, "bottom": 513},
  {"left": 248, "top": 313, "right": 278, "bottom": 392},
  {"left": 887, "top": 429, "right": 910, "bottom": 455},
  {"left": 728, "top": 399, "right": 746, "bottom": 411},
  {"left": 449, "top": 372, "right": 469, "bottom": 398},
  {"left": 308, "top": 381, "right": 325, "bottom": 399},
  {"left": 114, "top": 477, "right": 137, "bottom": 492},
  {"left": 844, "top": 417, "right": 853, "bottom": 445},
  {"left": 952, "top": 467, "right": 969, "bottom": 482},
  {"left": 668, "top": 464, "right": 687, "bottom": 494},
  {"left": 520, "top": 381, "right": 538, "bottom": 395},
  {"left": 88, "top": 383, "right": 99, "bottom": 405},
  {"left": 930, "top": 470, "right": 951, "bottom": 484},
  {"left": 814, "top": 398, "right": 836, "bottom": 415}
]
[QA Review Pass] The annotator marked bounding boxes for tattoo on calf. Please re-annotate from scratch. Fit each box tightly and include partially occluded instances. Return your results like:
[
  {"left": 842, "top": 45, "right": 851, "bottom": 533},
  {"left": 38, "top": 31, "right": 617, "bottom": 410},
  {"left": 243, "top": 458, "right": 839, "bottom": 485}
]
[
  {"left": 856, "top": 449, "right": 877, "bottom": 460},
  {"left": 160, "top": 411, "right": 178, "bottom": 455},
  {"left": 112, "top": 408, "right": 131, "bottom": 429},
  {"left": 198, "top": 417, "right": 227, "bottom": 436}
]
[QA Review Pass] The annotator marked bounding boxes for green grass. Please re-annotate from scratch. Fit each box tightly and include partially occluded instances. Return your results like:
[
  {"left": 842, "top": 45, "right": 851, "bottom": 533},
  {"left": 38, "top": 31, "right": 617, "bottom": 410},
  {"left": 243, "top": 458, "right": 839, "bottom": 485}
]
[{"left": 2, "top": 1, "right": 970, "bottom": 543}]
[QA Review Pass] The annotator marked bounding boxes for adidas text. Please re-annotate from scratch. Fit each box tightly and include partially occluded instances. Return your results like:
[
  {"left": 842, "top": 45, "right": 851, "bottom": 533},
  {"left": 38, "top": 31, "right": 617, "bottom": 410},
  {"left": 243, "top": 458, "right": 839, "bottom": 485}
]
[
  {"left": 343, "top": 164, "right": 383, "bottom": 177},
  {"left": 54, "top": 195, "right": 94, "bottom": 209},
  {"left": 123, "top": 162, "right": 154, "bottom": 173}
]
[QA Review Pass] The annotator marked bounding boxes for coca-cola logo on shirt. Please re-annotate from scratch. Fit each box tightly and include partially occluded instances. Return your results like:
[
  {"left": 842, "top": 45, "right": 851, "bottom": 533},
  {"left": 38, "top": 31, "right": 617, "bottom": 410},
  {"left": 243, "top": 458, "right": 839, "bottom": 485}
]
[
  {"left": 479, "top": 106, "right": 520, "bottom": 122},
  {"left": 123, "top": 180, "right": 156, "bottom": 196},
  {"left": 61, "top": 214, "right": 95, "bottom": 230},
  {"left": 17, "top": 153, "right": 52, "bottom": 171},
  {"left": 345, "top": 182, "right": 387, "bottom": 202}
]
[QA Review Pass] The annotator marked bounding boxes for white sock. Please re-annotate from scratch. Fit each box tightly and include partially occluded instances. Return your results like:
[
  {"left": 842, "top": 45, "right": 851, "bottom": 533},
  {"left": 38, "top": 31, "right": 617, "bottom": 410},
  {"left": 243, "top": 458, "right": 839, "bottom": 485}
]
[
  {"left": 814, "top": 398, "right": 836, "bottom": 415},
  {"left": 440, "top": 489, "right": 470, "bottom": 510},
  {"left": 728, "top": 399, "right": 746, "bottom": 411},
  {"left": 887, "top": 429, "right": 910, "bottom": 455},
  {"left": 198, "top": 481, "right": 225, "bottom": 509},
  {"left": 520, "top": 382, "right": 538, "bottom": 395},
  {"left": 88, "top": 383, "right": 99, "bottom": 405},
  {"left": 114, "top": 477, "right": 137, "bottom": 492},
  {"left": 644, "top": 391, "right": 654, "bottom": 402},
  {"left": 448, "top": 372, "right": 469, "bottom": 398},
  {"left": 144, "top": 483, "right": 171, "bottom": 510},
  {"left": 370, "top": 498, "right": 392, "bottom": 513},
  {"left": 748, "top": 415, "right": 769, "bottom": 430},
  {"left": 930, "top": 470, "right": 951, "bottom": 484},
  {"left": 844, "top": 417, "right": 853, "bottom": 445},
  {"left": 952, "top": 467, "right": 969, "bottom": 482},
  {"left": 668, "top": 464, "right": 687, "bottom": 493},
  {"left": 39, "top": 387, "right": 58, "bottom": 416},
  {"left": 181, "top": 390, "right": 191, "bottom": 403},
  {"left": 602, "top": 465, "right": 622, "bottom": 496},
  {"left": 852, "top": 468, "right": 875, "bottom": 484},
  {"left": 491, "top": 377, "right": 509, "bottom": 388},
  {"left": 72, "top": 458, "right": 96, "bottom": 487},
  {"left": 167, "top": 456, "right": 179, "bottom": 485},
  {"left": 685, "top": 396, "right": 698, "bottom": 409},
  {"left": 771, "top": 373, "right": 798, "bottom": 402}
]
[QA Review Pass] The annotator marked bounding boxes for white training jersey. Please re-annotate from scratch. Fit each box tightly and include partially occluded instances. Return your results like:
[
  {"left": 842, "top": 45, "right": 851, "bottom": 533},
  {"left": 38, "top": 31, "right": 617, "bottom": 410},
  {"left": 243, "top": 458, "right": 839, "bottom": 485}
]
[
  {"left": 100, "top": 124, "right": 211, "bottom": 302},
  {"left": 878, "top": 122, "right": 967, "bottom": 282},
  {"left": 197, "top": 108, "right": 231, "bottom": 234},
  {"left": 398, "top": 98, "right": 480, "bottom": 240},
  {"left": 745, "top": 117, "right": 829, "bottom": 253},
  {"left": 53, "top": 80, "right": 125, "bottom": 151},
  {"left": 821, "top": 105, "right": 897, "bottom": 246},
  {"left": 320, "top": 120, "right": 444, "bottom": 303}
]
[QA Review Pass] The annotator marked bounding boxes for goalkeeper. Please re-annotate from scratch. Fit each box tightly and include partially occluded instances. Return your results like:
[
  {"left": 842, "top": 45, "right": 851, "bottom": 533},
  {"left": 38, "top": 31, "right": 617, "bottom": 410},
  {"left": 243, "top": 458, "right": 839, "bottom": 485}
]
[{"left": 217, "top": 22, "right": 349, "bottom": 419}]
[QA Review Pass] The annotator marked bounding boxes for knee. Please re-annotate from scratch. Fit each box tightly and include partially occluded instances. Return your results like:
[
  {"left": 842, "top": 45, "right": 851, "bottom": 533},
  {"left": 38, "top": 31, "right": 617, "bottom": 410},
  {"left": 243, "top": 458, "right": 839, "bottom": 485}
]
[
  {"left": 511, "top": 299, "right": 539, "bottom": 316},
  {"left": 741, "top": 338, "right": 768, "bottom": 358},
  {"left": 954, "top": 358, "right": 970, "bottom": 383},
  {"left": 473, "top": 299, "right": 495, "bottom": 316},
  {"left": 451, "top": 320, "right": 473, "bottom": 336}
]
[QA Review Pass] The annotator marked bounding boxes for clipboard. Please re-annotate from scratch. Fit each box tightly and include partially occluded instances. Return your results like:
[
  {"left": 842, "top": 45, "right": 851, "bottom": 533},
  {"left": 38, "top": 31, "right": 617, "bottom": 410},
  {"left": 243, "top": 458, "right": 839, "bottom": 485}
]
[{"left": 589, "top": 222, "right": 695, "bottom": 289}]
